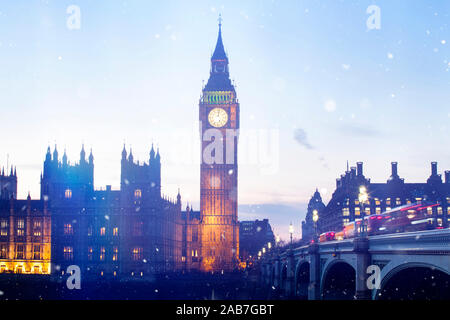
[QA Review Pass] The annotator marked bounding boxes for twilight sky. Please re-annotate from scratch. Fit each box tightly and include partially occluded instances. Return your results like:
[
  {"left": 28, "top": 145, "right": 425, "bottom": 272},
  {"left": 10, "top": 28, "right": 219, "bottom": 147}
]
[{"left": 0, "top": 1, "right": 449, "bottom": 241}]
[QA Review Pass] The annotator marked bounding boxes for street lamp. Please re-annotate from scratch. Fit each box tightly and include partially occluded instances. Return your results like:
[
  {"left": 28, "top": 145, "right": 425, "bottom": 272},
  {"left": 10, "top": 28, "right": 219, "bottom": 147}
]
[
  {"left": 262, "top": 247, "right": 266, "bottom": 254},
  {"left": 358, "top": 185, "right": 369, "bottom": 237},
  {"left": 267, "top": 242, "right": 272, "bottom": 250},
  {"left": 289, "top": 222, "right": 294, "bottom": 247},
  {"left": 312, "top": 209, "right": 319, "bottom": 242}
]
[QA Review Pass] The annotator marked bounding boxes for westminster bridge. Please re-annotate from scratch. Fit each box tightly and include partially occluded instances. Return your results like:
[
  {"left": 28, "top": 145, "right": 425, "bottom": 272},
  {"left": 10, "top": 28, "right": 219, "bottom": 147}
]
[{"left": 258, "top": 229, "right": 450, "bottom": 300}]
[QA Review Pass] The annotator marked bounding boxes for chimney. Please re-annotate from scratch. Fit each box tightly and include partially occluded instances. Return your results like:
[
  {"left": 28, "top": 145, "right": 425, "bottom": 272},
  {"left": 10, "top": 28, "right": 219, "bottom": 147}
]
[
  {"left": 357, "top": 162, "right": 363, "bottom": 176},
  {"left": 445, "top": 171, "right": 450, "bottom": 184},
  {"left": 391, "top": 162, "right": 398, "bottom": 177},
  {"left": 351, "top": 166, "right": 356, "bottom": 178},
  {"left": 431, "top": 162, "right": 438, "bottom": 176}
]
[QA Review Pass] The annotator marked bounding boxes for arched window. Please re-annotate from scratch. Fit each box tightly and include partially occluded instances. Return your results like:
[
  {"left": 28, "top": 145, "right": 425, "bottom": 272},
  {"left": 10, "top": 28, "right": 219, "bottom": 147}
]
[
  {"left": 65, "top": 189, "right": 72, "bottom": 199},
  {"left": 134, "top": 189, "right": 142, "bottom": 198}
]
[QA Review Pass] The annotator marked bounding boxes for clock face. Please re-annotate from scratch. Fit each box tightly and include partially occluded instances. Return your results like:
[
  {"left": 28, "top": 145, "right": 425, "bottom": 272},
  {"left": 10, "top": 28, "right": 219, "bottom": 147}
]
[{"left": 208, "top": 108, "right": 228, "bottom": 128}]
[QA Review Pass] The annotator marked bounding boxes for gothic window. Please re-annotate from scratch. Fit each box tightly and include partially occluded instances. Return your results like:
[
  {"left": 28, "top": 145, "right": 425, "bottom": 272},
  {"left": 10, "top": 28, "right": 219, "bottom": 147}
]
[
  {"left": 16, "top": 244, "right": 24, "bottom": 259},
  {"left": 63, "top": 246, "right": 73, "bottom": 260},
  {"left": 33, "top": 220, "right": 42, "bottom": 236},
  {"left": 100, "top": 227, "right": 106, "bottom": 236},
  {"left": 112, "top": 246, "right": 118, "bottom": 261},
  {"left": 33, "top": 245, "right": 41, "bottom": 260},
  {"left": 65, "top": 189, "right": 72, "bottom": 199},
  {"left": 0, "top": 244, "right": 7, "bottom": 259},
  {"left": 64, "top": 223, "right": 73, "bottom": 235},
  {"left": 0, "top": 219, "right": 8, "bottom": 236},
  {"left": 134, "top": 189, "right": 142, "bottom": 199},
  {"left": 133, "top": 221, "right": 143, "bottom": 236},
  {"left": 132, "top": 247, "right": 143, "bottom": 261},
  {"left": 113, "top": 227, "right": 119, "bottom": 236},
  {"left": 100, "top": 247, "right": 105, "bottom": 261},
  {"left": 16, "top": 219, "right": 25, "bottom": 236}
]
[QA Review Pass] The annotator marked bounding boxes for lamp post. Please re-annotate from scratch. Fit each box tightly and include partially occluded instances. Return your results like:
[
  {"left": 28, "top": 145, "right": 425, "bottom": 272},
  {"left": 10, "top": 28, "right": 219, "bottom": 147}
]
[
  {"left": 312, "top": 209, "right": 319, "bottom": 243},
  {"left": 358, "top": 186, "right": 369, "bottom": 237},
  {"left": 289, "top": 222, "right": 294, "bottom": 247}
]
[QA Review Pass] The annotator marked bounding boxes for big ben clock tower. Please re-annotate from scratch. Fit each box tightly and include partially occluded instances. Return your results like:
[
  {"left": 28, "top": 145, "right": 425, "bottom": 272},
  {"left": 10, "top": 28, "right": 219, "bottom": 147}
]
[{"left": 199, "top": 17, "right": 239, "bottom": 272}]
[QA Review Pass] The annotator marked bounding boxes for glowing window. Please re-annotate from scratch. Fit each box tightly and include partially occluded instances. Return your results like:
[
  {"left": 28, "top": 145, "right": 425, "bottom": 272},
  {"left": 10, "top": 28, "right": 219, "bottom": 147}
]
[
  {"left": 33, "top": 220, "right": 42, "bottom": 236},
  {"left": 437, "top": 207, "right": 443, "bottom": 215},
  {"left": 0, "top": 245, "right": 8, "bottom": 259},
  {"left": 355, "top": 207, "right": 360, "bottom": 216},
  {"left": 132, "top": 247, "right": 143, "bottom": 261},
  {"left": 0, "top": 220, "right": 8, "bottom": 236},
  {"left": 100, "top": 227, "right": 106, "bottom": 236},
  {"left": 16, "top": 219, "right": 25, "bottom": 236},
  {"left": 113, "top": 227, "right": 119, "bottom": 236},
  {"left": 342, "top": 208, "right": 350, "bottom": 216},
  {"left": 113, "top": 246, "right": 118, "bottom": 261},
  {"left": 63, "top": 246, "right": 73, "bottom": 260},
  {"left": 88, "top": 247, "right": 93, "bottom": 261},
  {"left": 65, "top": 189, "right": 72, "bottom": 199},
  {"left": 64, "top": 223, "right": 73, "bottom": 235},
  {"left": 100, "top": 247, "right": 105, "bottom": 261},
  {"left": 134, "top": 189, "right": 142, "bottom": 198},
  {"left": 33, "top": 245, "right": 41, "bottom": 260}
]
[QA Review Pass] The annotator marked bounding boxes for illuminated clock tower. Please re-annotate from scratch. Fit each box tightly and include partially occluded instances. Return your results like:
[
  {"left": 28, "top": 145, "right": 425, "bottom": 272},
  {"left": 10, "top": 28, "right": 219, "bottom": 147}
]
[{"left": 199, "top": 18, "right": 239, "bottom": 272}]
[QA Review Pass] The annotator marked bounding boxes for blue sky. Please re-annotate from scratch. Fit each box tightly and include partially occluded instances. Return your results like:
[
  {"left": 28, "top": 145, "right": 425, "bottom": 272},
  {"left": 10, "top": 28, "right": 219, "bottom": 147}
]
[{"left": 0, "top": 1, "right": 449, "bottom": 240}]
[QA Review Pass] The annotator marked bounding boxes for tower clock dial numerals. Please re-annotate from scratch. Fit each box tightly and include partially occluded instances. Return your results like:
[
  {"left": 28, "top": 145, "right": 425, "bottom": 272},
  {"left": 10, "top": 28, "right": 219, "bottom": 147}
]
[{"left": 208, "top": 108, "right": 228, "bottom": 128}]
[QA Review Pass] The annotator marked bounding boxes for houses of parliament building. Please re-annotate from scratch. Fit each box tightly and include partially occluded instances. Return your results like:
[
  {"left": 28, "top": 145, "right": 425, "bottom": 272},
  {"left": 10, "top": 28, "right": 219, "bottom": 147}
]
[{"left": 0, "top": 20, "right": 241, "bottom": 277}]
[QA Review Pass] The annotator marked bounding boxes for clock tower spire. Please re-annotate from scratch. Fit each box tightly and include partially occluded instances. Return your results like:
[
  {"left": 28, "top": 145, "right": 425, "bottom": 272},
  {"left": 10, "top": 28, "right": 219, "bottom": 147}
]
[{"left": 199, "top": 17, "right": 240, "bottom": 272}]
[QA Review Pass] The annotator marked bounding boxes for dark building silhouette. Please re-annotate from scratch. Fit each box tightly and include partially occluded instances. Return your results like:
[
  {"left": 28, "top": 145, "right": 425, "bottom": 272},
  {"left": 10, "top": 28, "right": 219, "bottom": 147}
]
[
  {"left": 239, "top": 219, "right": 275, "bottom": 261},
  {"left": 0, "top": 145, "right": 185, "bottom": 277},
  {"left": 0, "top": 167, "right": 17, "bottom": 200},
  {"left": 302, "top": 162, "right": 450, "bottom": 236},
  {"left": 301, "top": 189, "right": 326, "bottom": 243}
]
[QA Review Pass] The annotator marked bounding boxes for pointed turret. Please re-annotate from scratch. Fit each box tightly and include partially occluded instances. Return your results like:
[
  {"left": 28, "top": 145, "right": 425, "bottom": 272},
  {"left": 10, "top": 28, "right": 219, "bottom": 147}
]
[
  {"left": 80, "top": 144, "right": 86, "bottom": 163},
  {"left": 204, "top": 15, "right": 234, "bottom": 91},
  {"left": 177, "top": 188, "right": 181, "bottom": 204},
  {"left": 211, "top": 14, "right": 227, "bottom": 61},
  {"left": 45, "top": 146, "right": 51, "bottom": 162},
  {"left": 122, "top": 144, "right": 127, "bottom": 160},
  {"left": 89, "top": 148, "right": 94, "bottom": 164},
  {"left": 53, "top": 145, "right": 58, "bottom": 162},
  {"left": 150, "top": 143, "right": 155, "bottom": 161},
  {"left": 62, "top": 149, "right": 68, "bottom": 165},
  {"left": 128, "top": 148, "right": 134, "bottom": 162}
]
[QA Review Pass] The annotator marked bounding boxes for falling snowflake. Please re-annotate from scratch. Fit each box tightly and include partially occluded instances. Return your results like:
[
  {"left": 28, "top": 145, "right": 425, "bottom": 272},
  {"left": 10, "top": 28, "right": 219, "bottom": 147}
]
[
  {"left": 324, "top": 99, "right": 337, "bottom": 112},
  {"left": 387, "top": 52, "right": 394, "bottom": 59}
]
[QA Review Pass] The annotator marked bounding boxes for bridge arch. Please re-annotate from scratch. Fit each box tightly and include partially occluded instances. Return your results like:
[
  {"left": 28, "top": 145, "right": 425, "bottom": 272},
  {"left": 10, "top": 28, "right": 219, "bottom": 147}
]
[
  {"left": 294, "top": 260, "right": 310, "bottom": 299},
  {"left": 321, "top": 259, "right": 356, "bottom": 300},
  {"left": 376, "top": 262, "right": 450, "bottom": 300}
]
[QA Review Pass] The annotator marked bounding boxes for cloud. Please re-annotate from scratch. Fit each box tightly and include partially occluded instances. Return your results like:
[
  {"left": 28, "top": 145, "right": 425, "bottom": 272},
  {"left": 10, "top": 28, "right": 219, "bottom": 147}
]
[
  {"left": 293, "top": 128, "right": 314, "bottom": 150},
  {"left": 337, "top": 123, "right": 381, "bottom": 137}
]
